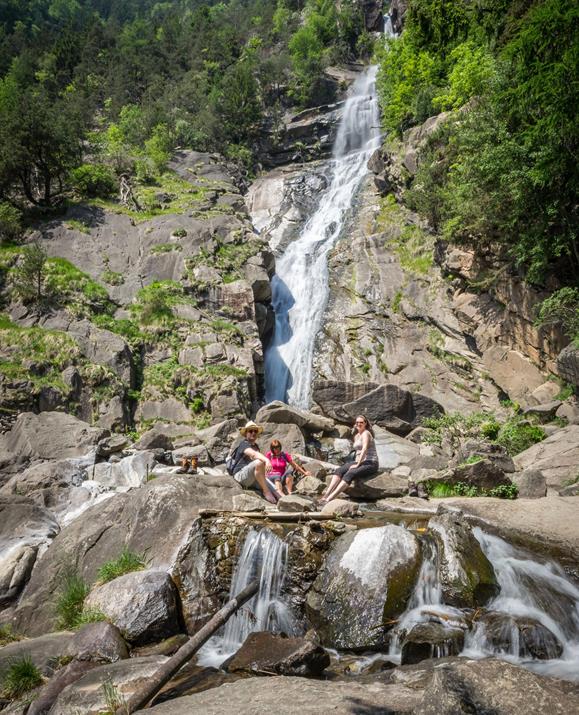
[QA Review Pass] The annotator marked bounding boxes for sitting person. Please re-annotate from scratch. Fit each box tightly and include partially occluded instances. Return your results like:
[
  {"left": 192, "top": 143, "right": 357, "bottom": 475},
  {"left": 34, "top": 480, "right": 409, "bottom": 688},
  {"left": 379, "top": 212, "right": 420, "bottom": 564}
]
[
  {"left": 230, "top": 421, "right": 276, "bottom": 504},
  {"left": 265, "top": 440, "right": 311, "bottom": 498},
  {"left": 320, "top": 414, "right": 379, "bottom": 504}
]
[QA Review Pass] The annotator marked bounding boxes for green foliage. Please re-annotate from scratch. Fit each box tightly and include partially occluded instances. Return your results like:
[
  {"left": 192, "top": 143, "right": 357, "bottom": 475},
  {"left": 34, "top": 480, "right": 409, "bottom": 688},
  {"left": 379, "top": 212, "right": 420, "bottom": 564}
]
[
  {"left": 422, "top": 411, "right": 500, "bottom": 448},
  {"left": 1, "top": 656, "right": 43, "bottom": 699},
  {"left": 0, "top": 624, "right": 21, "bottom": 647},
  {"left": 56, "top": 568, "right": 90, "bottom": 630},
  {"left": 432, "top": 41, "right": 498, "bottom": 111},
  {"left": 97, "top": 548, "right": 146, "bottom": 584},
  {"left": 0, "top": 202, "right": 22, "bottom": 244},
  {"left": 132, "top": 280, "right": 193, "bottom": 325},
  {"left": 495, "top": 416, "right": 545, "bottom": 456},
  {"left": 535, "top": 287, "right": 579, "bottom": 344},
  {"left": 69, "top": 164, "right": 117, "bottom": 199},
  {"left": 427, "top": 480, "right": 518, "bottom": 499},
  {"left": 10, "top": 243, "right": 47, "bottom": 304}
]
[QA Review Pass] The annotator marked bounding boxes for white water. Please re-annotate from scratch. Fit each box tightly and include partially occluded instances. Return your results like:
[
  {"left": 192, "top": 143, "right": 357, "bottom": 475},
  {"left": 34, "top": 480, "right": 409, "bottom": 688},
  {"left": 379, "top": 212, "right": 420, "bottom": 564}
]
[
  {"left": 264, "top": 66, "right": 381, "bottom": 407},
  {"left": 198, "top": 528, "right": 297, "bottom": 667},
  {"left": 385, "top": 528, "right": 579, "bottom": 680}
]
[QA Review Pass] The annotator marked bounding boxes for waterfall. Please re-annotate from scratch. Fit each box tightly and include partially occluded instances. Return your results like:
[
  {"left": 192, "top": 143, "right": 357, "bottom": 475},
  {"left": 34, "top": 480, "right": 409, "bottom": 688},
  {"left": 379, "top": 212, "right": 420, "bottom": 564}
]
[
  {"left": 264, "top": 67, "right": 381, "bottom": 407},
  {"left": 197, "top": 528, "right": 297, "bottom": 667}
]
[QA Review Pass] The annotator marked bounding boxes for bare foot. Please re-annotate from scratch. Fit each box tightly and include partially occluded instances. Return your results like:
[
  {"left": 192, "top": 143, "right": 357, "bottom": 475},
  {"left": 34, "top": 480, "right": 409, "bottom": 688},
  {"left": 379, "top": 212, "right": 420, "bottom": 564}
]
[{"left": 265, "top": 491, "right": 277, "bottom": 504}]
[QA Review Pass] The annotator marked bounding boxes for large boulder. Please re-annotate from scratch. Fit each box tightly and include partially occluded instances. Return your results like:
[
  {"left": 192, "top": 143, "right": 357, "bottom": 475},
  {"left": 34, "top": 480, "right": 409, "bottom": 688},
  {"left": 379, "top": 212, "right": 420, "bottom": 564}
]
[
  {"left": 400, "top": 623, "right": 465, "bottom": 665},
  {"left": 556, "top": 343, "right": 579, "bottom": 387},
  {"left": 91, "top": 451, "right": 157, "bottom": 490},
  {"left": 474, "top": 612, "right": 563, "bottom": 660},
  {"left": 0, "top": 498, "right": 59, "bottom": 605},
  {"left": 348, "top": 472, "right": 408, "bottom": 499},
  {"left": 0, "top": 632, "right": 74, "bottom": 677},
  {"left": 12, "top": 474, "right": 242, "bottom": 636},
  {"left": 512, "top": 469, "right": 547, "bottom": 498},
  {"left": 373, "top": 426, "right": 421, "bottom": 470},
  {"left": 429, "top": 512, "right": 498, "bottom": 608},
  {"left": 67, "top": 622, "right": 129, "bottom": 663},
  {"left": 84, "top": 570, "right": 180, "bottom": 645},
  {"left": 513, "top": 424, "right": 579, "bottom": 490},
  {"left": 0, "top": 412, "right": 108, "bottom": 480},
  {"left": 413, "top": 657, "right": 579, "bottom": 715},
  {"left": 225, "top": 632, "right": 330, "bottom": 676},
  {"left": 256, "top": 401, "right": 334, "bottom": 434},
  {"left": 48, "top": 655, "right": 168, "bottom": 715},
  {"left": 420, "top": 459, "right": 512, "bottom": 492},
  {"left": 312, "top": 380, "right": 379, "bottom": 421},
  {"left": 306, "top": 525, "right": 421, "bottom": 649},
  {"left": 258, "top": 422, "right": 306, "bottom": 457}
]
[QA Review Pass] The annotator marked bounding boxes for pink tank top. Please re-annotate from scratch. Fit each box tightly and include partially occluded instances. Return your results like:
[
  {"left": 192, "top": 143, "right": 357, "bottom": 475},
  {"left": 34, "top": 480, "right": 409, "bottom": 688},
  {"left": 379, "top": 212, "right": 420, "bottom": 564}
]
[{"left": 266, "top": 451, "right": 292, "bottom": 477}]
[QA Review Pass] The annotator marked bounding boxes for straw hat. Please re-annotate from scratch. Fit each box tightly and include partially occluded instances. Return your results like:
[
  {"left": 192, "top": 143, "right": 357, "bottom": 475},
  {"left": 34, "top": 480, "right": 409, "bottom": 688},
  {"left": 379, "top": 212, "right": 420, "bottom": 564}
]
[{"left": 239, "top": 420, "right": 263, "bottom": 436}]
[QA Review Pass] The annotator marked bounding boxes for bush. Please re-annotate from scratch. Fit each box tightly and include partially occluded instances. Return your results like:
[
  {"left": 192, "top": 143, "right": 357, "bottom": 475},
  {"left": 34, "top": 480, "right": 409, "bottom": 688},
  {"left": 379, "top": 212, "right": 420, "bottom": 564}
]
[
  {"left": 97, "top": 548, "right": 146, "bottom": 584},
  {"left": 0, "top": 202, "right": 22, "bottom": 244},
  {"left": 70, "top": 164, "right": 117, "bottom": 198},
  {"left": 495, "top": 417, "right": 545, "bottom": 456},
  {"left": 1, "top": 657, "right": 43, "bottom": 699},
  {"left": 535, "top": 287, "right": 579, "bottom": 344}
]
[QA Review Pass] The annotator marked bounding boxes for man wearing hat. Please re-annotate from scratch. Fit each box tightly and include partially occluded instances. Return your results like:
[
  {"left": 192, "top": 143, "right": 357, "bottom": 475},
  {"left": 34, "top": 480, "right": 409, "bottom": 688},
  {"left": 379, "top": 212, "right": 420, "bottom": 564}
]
[{"left": 230, "top": 421, "right": 276, "bottom": 503}]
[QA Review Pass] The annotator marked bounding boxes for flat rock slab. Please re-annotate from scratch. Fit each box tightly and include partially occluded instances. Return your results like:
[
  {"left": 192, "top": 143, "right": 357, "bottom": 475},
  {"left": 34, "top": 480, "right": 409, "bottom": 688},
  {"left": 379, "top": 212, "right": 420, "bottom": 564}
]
[
  {"left": 440, "top": 496, "right": 579, "bottom": 566},
  {"left": 513, "top": 424, "right": 579, "bottom": 489},
  {"left": 226, "top": 632, "right": 330, "bottom": 676},
  {"left": 147, "top": 676, "right": 421, "bottom": 714},
  {"left": 348, "top": 472, "right": 408, "bottom": 499}
]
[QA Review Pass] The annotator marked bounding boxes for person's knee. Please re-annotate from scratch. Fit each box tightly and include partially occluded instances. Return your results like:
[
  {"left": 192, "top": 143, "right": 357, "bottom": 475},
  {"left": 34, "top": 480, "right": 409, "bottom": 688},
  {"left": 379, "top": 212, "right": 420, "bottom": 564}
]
[{"left": 255, "top": 460, "right": 265, "bottom": 476}]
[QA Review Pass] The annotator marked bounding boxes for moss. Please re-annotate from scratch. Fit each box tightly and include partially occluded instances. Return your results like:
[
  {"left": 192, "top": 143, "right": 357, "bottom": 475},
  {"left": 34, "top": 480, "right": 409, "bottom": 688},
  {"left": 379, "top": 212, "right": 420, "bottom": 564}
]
[
  {"left": 150, "top": 243, "right": 183, "bottom": 254},
  {"left": 101, "top": 269, "right": 124, "bottom": 286},
  {"left": 97, "top": 548, "right": 146, "bottom": 584},
  {"left": 65, "top": 219, "right": 91, "bottom": 235},
  {"left": 391, "top": 289, "right": 403, "bottom": 313}
]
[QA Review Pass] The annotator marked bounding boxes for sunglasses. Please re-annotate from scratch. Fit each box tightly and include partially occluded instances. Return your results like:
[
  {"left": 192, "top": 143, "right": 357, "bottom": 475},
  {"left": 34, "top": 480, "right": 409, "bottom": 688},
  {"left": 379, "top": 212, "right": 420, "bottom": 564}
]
[
  {"left": 247, "top": 429, "right": 258, "bottom": 434},
  {"left": 271, "top": 445, "right": 281, "bottom": 450}
]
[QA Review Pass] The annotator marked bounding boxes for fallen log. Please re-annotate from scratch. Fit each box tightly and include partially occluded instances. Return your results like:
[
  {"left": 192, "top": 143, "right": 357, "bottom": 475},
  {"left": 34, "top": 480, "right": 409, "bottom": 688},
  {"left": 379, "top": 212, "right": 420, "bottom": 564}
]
[
  {"left": 117, "top": 578, "right": 259, "bottom": 713},
  {"left": 198, "top": 509, "right": 341, "bottom": 522}
]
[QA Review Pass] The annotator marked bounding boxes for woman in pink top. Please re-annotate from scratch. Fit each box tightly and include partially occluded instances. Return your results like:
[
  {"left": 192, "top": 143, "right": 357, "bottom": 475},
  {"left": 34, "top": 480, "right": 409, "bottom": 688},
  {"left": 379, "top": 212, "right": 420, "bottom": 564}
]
[{"left": 265, "top": 440, "right": 311, "bottom": 498}]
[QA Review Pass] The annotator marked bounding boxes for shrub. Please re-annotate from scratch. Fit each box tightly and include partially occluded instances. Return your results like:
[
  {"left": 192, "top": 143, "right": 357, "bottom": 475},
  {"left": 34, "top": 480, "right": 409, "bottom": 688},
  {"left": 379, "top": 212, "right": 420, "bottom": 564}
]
[
  {"left": 495, "top": 416, "right": 545, "bottom": 456},
  {"left": 535, "top": 287, "right": 579, "bottom": 344},
  {"left": 0, "top": 624, "right": 21, "bottom": 647},
  {"left": 70, "top": 163, "right": 117, "bottom": 198},
  {"left": 1, "top": 657, "right": 43, "bottom": 699},
  {"left": 97, "top": 548, "right": 146, "bottom": 584},
  {"left": 10, "top": 243, "right": 48, "bottom": 305},
  {"left": 55, "top": 569, "right": 90, "bottom": 630},
  {"left": 0, "top": 202, "right": 22, "bottom": 244}
]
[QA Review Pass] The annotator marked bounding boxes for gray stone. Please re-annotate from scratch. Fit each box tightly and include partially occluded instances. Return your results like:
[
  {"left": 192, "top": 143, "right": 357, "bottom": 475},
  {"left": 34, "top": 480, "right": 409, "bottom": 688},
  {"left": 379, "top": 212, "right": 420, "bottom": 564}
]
[
  {"left": 97, "top": 434, "right": 129, "bottom": 457},
  {"left": 348, "top": 472, "right": 408, "bottom": 499},
  {"left": 413, "top": 657, "right": 579, "bottom": 715},
  {"left": 226, "top": 632, "right": 330, "bottom": 676},
  {"left": 312, "top": 380, "right": 379, "bottom": 421},
  {"left": 147, "top": 675, "right": 422, "bottom": 714},
  {"left": 0, "top": 632, "right": 74, "bottom": 677},
  {"left": 178, "top": 346, "right": 204, "bottom": 367},
  {"left": 422, "top": 459, "right": 512, "bottom": 492},
  {"left": 232, "top": 493, "right": 267, "bottom": 511},
  {"left": 194, "top": 418, "right": 239, "bottom": 463},
  {"left": 475, "top": 612, "right": 563, "bottom": 660},
  {"left": 306, "top": 525, "right": 421, "bottom": 649},
  {"left": 48, "top": 655, "right": 167, "bottom": 715},
  {"left": 277, "top": 494, "right": 315, "bottom": 512},
  {"left": 28, "top": 660, "right": 97, "bottom": 715},
  {"left": 0, "top": 412, "right": 108, "bottom": 479},
  {"left": 84, "top": 570, "right": 180, "bottom": 645},
  {"left": 557, "top": 343, "right": 579, "bottom": 386},
  {"left": 96, "top": 395, "right": 128, "bottom": 431},
  {"left": 256, "top": 401, "right": 334, "bottom": 434},
  {"left": 67, "top": 622, "right": 129, "bottom": 663},
  {"left": 12, "top": 474, "right": 242, "bottom": 636},
  {"left": 429, "top": 512, "right": 498, "bottom": 608},
  {"left": 512, "top": 469, "right": 547, "bottom": 499},
  {"left": 514, "top": 425, "right": 579, "bottom": 489},
  {"left": 258, "top": 422, "right": 305, "bottom": 458},
  {"left": 135, "top": 425, "right": 175, "bottom": 451},
  {"left": 320, "top": 499, "right": 360, "bottom": 517},
  {"left": 556, "top": 400, "right": 579, "bottom": 425},
  {"left": 295, "top": 475, "right": 325, "bottom": 495},
  {"left": 135, "top": 398, "right": 192, "bottom": 424},
  {"left": 523, "top": 401, "right": 562, "bottom": 419}
]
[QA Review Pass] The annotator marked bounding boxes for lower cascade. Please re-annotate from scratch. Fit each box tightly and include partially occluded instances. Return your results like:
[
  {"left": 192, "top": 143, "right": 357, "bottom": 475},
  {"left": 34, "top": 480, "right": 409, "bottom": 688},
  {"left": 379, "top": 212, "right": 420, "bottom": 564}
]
[{"left": 198, "top": 528, "right": 297, "bottom": 667}]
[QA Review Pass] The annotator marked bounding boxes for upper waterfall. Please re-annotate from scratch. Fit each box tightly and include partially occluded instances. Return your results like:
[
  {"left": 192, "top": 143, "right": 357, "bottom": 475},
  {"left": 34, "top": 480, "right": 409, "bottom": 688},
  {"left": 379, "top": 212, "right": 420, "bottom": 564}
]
[{"left": 264, "top": 66, "right": 381, "bottom": 408}]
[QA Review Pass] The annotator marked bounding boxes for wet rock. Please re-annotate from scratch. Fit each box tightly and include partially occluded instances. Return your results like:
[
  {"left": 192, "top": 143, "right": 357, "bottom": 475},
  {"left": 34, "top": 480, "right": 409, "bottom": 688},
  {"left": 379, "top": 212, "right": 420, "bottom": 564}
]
[
  {"left": 513, "top": 424, "right": 579, "bottom": 490},
  {"left": 67, "top": 622, "right": 129, "bottom": 663},
  {"left": 401, "top": 623, "right": 465, "bottom": 665},
  {"left": 348, "top": 472, "right": 408, "bottom": 499},
  {"left": 131, "top": 634, "right": 189, "bottom": 658},
  {"left": 475, "top": 612, "right": 563, "bottom": 660},
  {"left": 0, "top": 412, "right": 108, "bottom": 480},
  {"left": 512, "top": 469, "right": 547, "bottom": 499},
  {"left": 429, "top": 512, "right": 498, "bottom": 608},
  {"left": 12, "top": 474, "right": 242, "bottom": 636},
  {"left": 256, "top": 401, "right": 334, "bottom": 434},
  {"left": 226, "top": 632, "right": 330, "bottom": 676},
  {"left": 146, "top": 675, "right": 423, "bottom": 714},
  {"left": 413, "top": 657, "right": 579, "bottom": 715},
  {"left": 48, "top": 655, "right": 167, "bottom": 715},
  {"left": 306, "top": 525, "right": 421, "bottom": 650},
  {"left": 0, "top": 632, "right": 74, "bottom": 677},
  {"left": 277, "top": 495, "right": 315, "bottom": 512}
]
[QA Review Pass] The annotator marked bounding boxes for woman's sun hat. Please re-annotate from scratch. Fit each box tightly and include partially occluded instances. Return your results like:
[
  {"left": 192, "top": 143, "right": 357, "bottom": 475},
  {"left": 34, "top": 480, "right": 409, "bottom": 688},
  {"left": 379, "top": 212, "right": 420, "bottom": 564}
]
[{"left": 240, "top": 420, "right": 263, "bottom": 436}]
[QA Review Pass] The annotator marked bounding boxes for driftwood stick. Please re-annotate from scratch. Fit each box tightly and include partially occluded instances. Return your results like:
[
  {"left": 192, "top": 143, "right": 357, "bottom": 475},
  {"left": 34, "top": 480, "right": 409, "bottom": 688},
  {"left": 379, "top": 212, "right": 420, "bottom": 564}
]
[
  {"left": 198, "top": 509, "right": 338, "bottom": 522},
  {"left": 117, "top": 578, "right": 259, "bottom": 713}
]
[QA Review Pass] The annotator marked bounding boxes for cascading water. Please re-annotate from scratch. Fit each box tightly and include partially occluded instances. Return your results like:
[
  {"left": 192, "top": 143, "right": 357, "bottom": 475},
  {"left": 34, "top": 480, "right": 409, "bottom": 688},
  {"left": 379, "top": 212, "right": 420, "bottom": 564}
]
[
  {"left": 386, "top": 528, "right": 579, "bottom": 681},
  {"left": 197, "top": 528, "right": 297, "bottom": 667},
  {"left": 264, "top": 67, "right": 381, "bottom": 407}
]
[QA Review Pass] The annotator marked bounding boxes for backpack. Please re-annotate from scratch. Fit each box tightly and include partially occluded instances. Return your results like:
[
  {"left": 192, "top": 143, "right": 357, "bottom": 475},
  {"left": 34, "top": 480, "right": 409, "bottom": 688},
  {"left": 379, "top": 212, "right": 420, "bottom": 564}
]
[{"left": 226, "top": 444, "right": 243, "bottom": 476}]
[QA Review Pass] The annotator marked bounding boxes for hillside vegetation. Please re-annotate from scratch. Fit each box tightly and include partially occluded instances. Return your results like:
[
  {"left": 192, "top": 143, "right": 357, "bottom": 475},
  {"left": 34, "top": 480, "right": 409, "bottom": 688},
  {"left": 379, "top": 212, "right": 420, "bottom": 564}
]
[{"left": 377, "top": 0, "right": 578, "bottom": 339}]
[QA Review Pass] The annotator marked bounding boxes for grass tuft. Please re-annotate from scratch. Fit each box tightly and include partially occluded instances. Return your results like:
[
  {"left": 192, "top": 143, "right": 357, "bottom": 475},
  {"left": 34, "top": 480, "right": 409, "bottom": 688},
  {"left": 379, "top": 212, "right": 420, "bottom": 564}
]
[
  {"left": 1, "top": 656, "right": 43, "bottom": 699},
  {"left": 0, "top": 624, "right": 22, "bottom": 647},
  {"left": 55, "top": 569, "right": 90, "bottom": 630},
  {"left": 97, "top": 549, "right": 146, "bottom": 584}
]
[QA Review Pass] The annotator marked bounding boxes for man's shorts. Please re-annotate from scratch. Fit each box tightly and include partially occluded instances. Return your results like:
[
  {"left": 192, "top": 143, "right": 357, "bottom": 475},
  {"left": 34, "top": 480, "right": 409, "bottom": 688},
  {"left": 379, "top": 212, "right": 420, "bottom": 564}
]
[{"left": 234, "top": 460, "right": 260, "bottom": 488}]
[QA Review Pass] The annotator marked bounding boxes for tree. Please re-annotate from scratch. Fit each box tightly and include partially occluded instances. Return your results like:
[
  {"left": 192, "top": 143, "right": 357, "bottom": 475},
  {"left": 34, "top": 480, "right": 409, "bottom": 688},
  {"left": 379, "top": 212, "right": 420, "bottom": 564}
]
[{"left": 11, "top": 243, "right": 48, "bottom": 304}]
